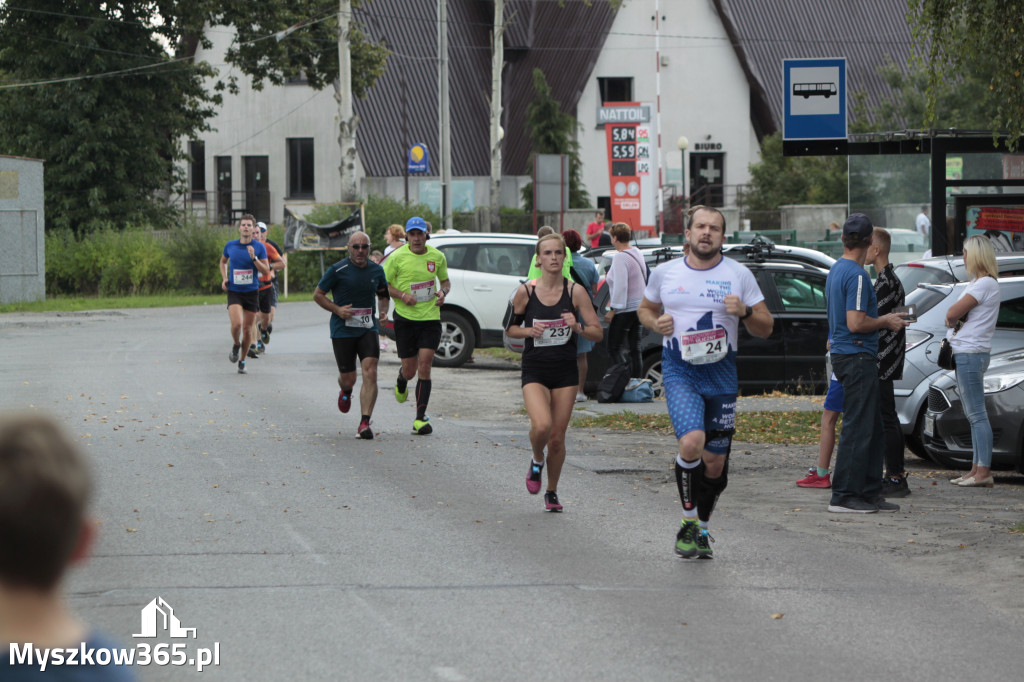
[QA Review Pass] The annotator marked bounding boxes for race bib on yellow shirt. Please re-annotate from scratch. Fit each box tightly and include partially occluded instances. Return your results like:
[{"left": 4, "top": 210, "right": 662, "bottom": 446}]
[{"left": 411, "top": 280, "right": 435, "bottom": 302}]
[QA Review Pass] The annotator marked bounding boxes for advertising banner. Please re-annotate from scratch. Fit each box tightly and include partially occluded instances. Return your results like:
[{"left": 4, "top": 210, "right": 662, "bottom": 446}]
[{"left": 282, "top": 204, "right": 364, "bottom": 253}]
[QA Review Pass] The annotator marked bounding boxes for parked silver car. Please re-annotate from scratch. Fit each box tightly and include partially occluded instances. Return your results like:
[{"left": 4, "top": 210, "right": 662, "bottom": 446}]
[
  {"left": 896, "top": 276, "right": 1024, "bottom": 458},
  {"left": 922, "top": 349, "right": 1024, "bottom": 472},
  {"left": 894, "top": 253, "right": 1024, "bottom": 291}
]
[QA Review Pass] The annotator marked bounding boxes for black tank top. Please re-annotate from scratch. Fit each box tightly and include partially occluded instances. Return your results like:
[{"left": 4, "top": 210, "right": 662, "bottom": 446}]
[{"left": 523, "top": 279, "right": 578, "bottom": 364}]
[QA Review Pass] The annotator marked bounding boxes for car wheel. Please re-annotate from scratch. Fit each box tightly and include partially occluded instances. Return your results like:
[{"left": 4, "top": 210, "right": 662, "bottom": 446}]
[
  {"left": 434, "top": 310, "right": 476, "bottom": 368},
  {"left": 906, "top": 409, "right": 933, "bottom": 462},
  {"left": 641, "top": 353, "right": 664, "bottom": 398}
]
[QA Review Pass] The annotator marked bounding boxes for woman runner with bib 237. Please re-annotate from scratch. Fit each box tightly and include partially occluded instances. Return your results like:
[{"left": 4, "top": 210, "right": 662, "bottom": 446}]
[{"left": 505, "top": 234, "right": 603, "bottom": 512}]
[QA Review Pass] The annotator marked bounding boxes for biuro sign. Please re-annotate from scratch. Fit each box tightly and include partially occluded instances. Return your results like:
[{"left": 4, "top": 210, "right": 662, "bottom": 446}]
[{"left": 602, "top": 102, "right": 655, "bottom": 233}]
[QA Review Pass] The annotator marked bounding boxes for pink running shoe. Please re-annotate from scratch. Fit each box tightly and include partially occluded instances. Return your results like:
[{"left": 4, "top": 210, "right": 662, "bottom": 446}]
[
  {"left": 796, "top": 468, "right": 831, "bottom": 488},
  {"left": 338, "top": 390, "right": 352, "bottom": 414},
  {"left": 526, "top": 461, "right": 543, "bottom": 494},
  {"left": 357, "top": 418, "right": 373, "bottom": 440},
  {"left": 544, "top": 491, "right": 563, "bottom": 512}
]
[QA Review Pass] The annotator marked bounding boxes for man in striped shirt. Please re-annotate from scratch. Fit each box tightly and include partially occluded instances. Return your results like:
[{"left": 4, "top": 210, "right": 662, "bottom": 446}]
[
  {"left": 824, "top": 215, "right": 910, "bottom": 514},
  {"left": 867, "top": 228, "right": 910, "bottom": 497}
]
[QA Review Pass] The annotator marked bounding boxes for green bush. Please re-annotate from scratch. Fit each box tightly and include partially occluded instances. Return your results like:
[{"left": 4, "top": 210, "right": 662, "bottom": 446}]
[{"left": 170, "top": 220, "right": 236, "bottom": 293}]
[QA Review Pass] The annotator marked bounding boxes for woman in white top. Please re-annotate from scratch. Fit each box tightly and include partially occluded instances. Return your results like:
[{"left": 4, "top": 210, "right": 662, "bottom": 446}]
[
  {"left": 946, "top": 235, "right": 1001, "bottom": 487},
  {"left": 604, "top": 223, "right": 647, "bottom": 377},
  {"left": 382, "top": 223, "right": 406, "bottom": 258}
]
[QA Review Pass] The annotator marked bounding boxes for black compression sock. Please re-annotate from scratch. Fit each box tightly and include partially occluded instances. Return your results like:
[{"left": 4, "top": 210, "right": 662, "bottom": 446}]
[
  {"left": 396, "top": 372, "right": 408, "bottom": 392},
  {"left": 416, "top": 379, "right": 432, "bottom": 420}
]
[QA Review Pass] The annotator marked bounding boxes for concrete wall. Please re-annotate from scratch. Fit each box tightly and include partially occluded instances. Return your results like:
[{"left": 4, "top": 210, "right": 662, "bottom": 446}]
[
  {"left": 780, "top": 204, "right": 849, "bottom": 243},
  {"left": 0, "top": 155, "right": 45, "bottom": 304}
]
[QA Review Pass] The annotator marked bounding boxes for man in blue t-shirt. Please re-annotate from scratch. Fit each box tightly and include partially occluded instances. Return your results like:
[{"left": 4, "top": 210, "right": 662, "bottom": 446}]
[
  {"left": 825, "top": 214, "right": 909, "bottom": 514},
  {"left": 313, "top": 231, "right": 390, "bottom": 440},
  {"left": 220, "top": 214, "right": 269, "bottom": 375}
]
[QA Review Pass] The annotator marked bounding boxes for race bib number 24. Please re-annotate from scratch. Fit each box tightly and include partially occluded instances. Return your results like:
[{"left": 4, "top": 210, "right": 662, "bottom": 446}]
[{"left": 679, "top": 328, "right": 727, "bottom": 365}]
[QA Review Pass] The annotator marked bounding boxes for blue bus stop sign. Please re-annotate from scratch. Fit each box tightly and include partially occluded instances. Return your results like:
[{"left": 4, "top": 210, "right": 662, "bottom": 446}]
[{"left": 783, "top": 58, "right": 847, "bottom": 140}]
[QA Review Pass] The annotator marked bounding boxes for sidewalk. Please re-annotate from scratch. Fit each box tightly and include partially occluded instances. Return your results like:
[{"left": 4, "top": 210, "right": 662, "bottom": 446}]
[{"left": 573, "top": 392, "right": 824, "bottom": 417}]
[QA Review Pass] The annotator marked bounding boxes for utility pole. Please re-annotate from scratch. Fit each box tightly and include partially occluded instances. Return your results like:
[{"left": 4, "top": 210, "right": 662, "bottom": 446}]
[
  {"left": 336, "top": 0, "right": 360, "bottom": 203},
  {"left": 438, "top": 0, "right": 452, "bottom": 230},
  {"left": 489, "top": 0, "right": 505, "bottom": 232}
]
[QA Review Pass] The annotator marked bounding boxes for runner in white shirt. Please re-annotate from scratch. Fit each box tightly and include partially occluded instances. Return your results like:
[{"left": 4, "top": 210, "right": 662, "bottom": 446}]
[{"left": 637, "top": 206, "right": 773, "bottom": 559}]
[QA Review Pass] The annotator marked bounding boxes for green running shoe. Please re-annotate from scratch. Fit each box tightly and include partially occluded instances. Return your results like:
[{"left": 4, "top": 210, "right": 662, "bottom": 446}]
[
  {"left": 675, "top": 520, "right": 699, "bottom": 558},
  {"left": 696, "top": 530, "right": 714, "bottom": 560},
  {"left": 413, "top": 417, "right": 432, "bottom": 435},
  {"left": 395, "top": 383, "right": 408, "bottom": 403}
]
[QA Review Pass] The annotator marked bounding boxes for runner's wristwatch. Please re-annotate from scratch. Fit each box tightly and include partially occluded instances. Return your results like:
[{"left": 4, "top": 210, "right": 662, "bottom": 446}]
[{"left": 740, "top": 305, "right": 753, "bottom": 319}]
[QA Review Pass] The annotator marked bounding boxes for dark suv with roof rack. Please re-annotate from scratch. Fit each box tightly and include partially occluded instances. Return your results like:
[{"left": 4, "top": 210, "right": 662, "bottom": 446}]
[{"left": 584, "top": 240, "right": 834, "bottom": 396}]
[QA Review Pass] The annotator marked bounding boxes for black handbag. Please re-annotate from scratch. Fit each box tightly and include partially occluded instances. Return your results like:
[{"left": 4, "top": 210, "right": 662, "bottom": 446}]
[
  {"left": 937, "top": 319, "right": 964, "bottom": 370},
  {"left": 937, "top": 338, "right": 955, "bottom": 370}
]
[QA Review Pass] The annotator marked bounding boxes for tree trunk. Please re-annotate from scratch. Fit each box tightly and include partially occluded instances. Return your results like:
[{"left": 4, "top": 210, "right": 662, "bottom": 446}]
[
  {"left": 489, "top": 0, "right": 505, "bottom": 232},
  {"left": 336, "top": 0, "right": 360, "bottom": 203}
]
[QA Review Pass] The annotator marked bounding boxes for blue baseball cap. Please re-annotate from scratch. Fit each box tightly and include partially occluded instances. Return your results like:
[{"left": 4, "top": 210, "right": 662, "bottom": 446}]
[{"left": 405, "top": 216, "right": 428, "bottom": 233}]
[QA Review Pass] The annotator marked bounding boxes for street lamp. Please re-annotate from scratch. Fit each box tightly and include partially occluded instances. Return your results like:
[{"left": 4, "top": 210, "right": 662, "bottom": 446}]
[{"left": 676, "top": 136, "right": 689, "bottom": 205}]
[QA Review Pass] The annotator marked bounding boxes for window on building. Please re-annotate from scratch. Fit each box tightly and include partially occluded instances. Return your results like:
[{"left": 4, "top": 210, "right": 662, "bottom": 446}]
[
  {"left": 189, "top": 141, "right": 206, "bottom": 200},
  {"left": 287, "top": 138, "right": 315, "bottom": 199},
  {"left": 598, "top": 77, "right": 633, "bottom": 104},
  {"left": 286, "top": 72, "right": 309, "bottom": 85}
]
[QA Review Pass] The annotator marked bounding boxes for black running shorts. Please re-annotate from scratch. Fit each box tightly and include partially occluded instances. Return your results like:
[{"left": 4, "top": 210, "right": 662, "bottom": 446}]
[
  {"left": 392, "top": 313, "right": 442, "bottom": 359},
  {"left": 521, "top": 359, "right": 578, "bottom": 390},
  {"left": 227, "top": 290, "right": 259, "bottom": 313},
  {"left": 257, "top": 286, "right": 274, "bottom": 314},
  {"left": 332, "top": 333, "right": 380, "bottom": 373}
]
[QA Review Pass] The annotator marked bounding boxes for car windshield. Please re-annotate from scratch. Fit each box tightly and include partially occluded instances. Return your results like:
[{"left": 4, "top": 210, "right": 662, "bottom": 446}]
[
  {"left": 905, "top": 283, "right": 951, "bottom": 317},
  {"left": 895, "top": 263, "right": 957, "bottom": 291}
]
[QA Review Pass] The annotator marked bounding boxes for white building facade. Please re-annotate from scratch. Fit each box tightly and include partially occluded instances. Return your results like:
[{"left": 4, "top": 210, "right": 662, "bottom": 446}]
[{"left": 577, "top": 0, "right": 759, "bottom": 224}]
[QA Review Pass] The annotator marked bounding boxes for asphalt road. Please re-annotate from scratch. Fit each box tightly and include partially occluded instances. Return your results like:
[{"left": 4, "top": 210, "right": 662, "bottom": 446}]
[{"left": 2, "top": 302, "right": 1022, "bottom": 681}]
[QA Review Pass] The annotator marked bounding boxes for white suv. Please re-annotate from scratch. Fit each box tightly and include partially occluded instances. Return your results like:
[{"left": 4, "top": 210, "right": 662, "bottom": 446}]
[{"left": 415, "top": 232, "right": 537, "bottom": 367}]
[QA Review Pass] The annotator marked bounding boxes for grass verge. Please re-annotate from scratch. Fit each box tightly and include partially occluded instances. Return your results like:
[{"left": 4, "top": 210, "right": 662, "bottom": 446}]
[
  {"left": 473, "top": 347, "right": 521, "bottom": 362},
  {"left": 0, "top": 292, "right": 314, "bottom": 313},
  {"left": 571, "top": 410, "right": 830, "bottom": 446}
]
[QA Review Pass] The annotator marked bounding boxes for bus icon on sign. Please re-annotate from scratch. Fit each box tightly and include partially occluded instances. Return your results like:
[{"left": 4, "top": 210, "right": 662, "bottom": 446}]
[{"left": 793, "top": 82, "right": 837, "bottom": 98}]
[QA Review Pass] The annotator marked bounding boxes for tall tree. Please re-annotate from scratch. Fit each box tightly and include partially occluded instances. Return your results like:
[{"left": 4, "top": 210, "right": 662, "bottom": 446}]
[
  {"left": 742, "top": 134, "right": 848, "bottom": 211},
  {"left": 908, "top": 0, "right": 1024, "bottom": 145},
  {"left": 0, "top": 1, "right": 387, "bottom": 233},
  {"left": 521, "top": 68, "right": 590, "bottom": 211},
  {"left": 0, "top": 2, "right": 214, "bottom": 232}
]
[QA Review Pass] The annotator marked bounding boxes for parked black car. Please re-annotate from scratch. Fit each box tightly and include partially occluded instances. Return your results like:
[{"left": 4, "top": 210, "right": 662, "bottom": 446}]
[
  {"left": 921, "top": 350, "right": 1024, "bottom": 472},
  {"left": 584, "top": 245, "right": 833, "bottom": 396}
]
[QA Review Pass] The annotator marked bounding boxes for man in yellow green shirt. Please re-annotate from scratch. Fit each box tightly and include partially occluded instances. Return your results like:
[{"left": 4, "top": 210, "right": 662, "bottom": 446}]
[{"left": 383, "top": 217, "right": 451, "bottom": 435}]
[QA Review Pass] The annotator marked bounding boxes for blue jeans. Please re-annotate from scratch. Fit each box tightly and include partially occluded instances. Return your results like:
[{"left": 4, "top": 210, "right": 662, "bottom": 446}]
[
  {"left": 954, "top": 352, "right": 992, "bottom": 467},
  {"left": 830, "top": 353, "right": 884, "bottom": 505}
]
